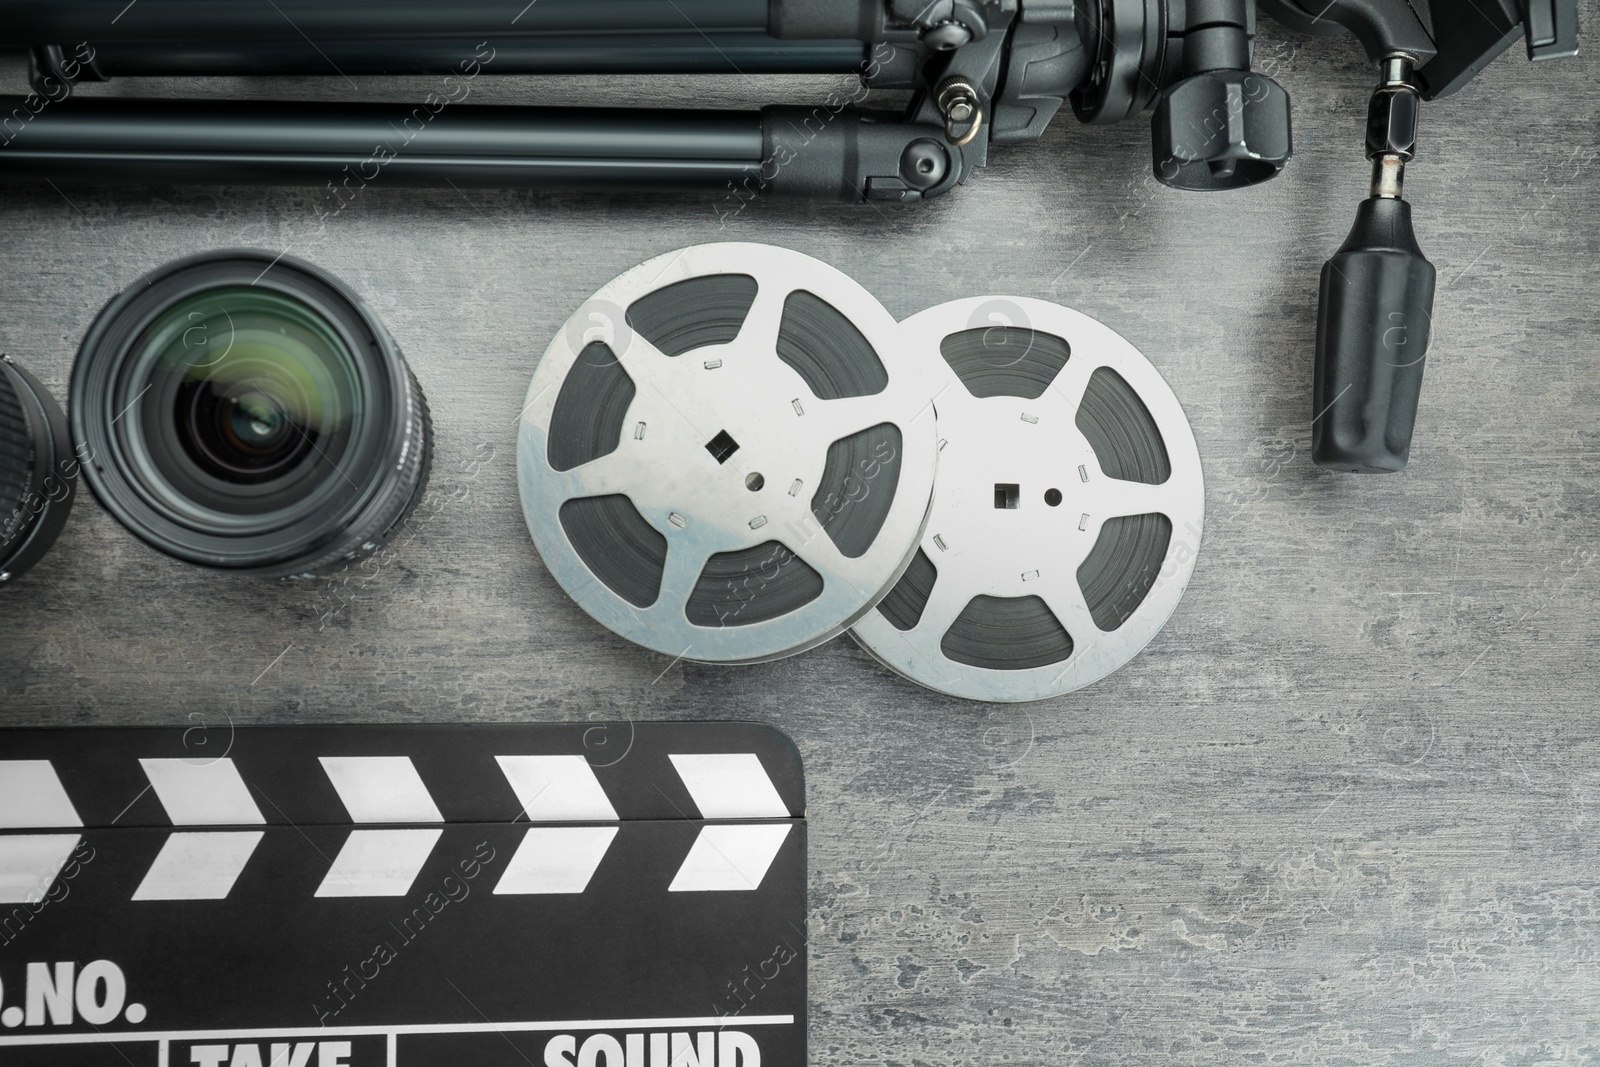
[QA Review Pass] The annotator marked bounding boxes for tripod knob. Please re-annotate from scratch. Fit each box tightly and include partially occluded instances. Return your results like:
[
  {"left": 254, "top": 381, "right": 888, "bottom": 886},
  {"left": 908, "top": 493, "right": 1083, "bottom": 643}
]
[
  {"left": 1312, "top": 197, "right": 1436, "bottom": 471},
  {"left": 1312, "top": 56, "right": 1435, "bottom": 472},
  {"left": 1148, "top": 0, "right": 1292, "bottom": 191},
  {"left": 1151, "top": 69, "right": 1293, "bottom": 190}
]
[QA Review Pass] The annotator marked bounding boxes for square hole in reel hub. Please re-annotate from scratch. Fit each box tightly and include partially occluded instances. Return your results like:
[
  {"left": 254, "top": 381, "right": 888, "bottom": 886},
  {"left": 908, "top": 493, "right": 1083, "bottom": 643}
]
[
  {"left": 994, "top": 483, "right": 1020, "bottom": 509},
  {"left": 706, "top": 430, "right": 740, "bottom": 464}
]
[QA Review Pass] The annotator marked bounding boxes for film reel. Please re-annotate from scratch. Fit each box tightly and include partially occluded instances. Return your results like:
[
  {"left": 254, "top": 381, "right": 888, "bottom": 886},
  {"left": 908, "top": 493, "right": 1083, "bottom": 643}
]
[
  {"left": 518, "top": 243, "right": 938, "bottom": 664},
  {"left": 851, "top": 296, "right": 1204, "bottom": 702}
]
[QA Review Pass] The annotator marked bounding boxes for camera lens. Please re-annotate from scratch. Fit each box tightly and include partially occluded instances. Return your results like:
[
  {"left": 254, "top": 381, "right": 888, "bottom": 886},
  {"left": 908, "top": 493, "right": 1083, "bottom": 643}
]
[
  {"left": 71, "top": 252, "right": 431, "bottom": 578},
  {"left": 0, "top": 357, "right": 78, "bottom": 587}
]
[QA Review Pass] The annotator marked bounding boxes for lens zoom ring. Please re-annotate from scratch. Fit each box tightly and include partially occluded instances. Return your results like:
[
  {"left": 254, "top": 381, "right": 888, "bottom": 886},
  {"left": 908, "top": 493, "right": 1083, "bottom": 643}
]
[
  {"left": 0, "top": 369, "right": 38, "bottom": 551},
  {"left": 281, "top": 370, "right": 433, "bottom": 579}
]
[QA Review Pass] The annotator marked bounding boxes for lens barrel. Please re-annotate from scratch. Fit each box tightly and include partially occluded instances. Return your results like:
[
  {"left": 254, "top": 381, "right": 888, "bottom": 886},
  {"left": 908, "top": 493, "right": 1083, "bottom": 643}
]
[
  {"left": 71, "top": 251, "right": 432, "bottom": 578},
  {"left": 0, "top": 357, "right": 78, "bottom": 587}
]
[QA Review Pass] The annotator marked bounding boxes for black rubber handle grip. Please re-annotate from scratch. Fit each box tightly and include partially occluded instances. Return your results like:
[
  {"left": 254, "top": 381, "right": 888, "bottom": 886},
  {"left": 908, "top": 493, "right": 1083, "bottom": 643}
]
[{"left": 1312, "top": 197, "right": 1437, "bottom": 472}]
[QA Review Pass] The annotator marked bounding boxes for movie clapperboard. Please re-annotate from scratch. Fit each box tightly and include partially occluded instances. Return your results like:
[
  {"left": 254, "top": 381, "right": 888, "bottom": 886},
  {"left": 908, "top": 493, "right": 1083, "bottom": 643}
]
[{"left": 0, "top": 721, "right": 806, "bottom": 1067}]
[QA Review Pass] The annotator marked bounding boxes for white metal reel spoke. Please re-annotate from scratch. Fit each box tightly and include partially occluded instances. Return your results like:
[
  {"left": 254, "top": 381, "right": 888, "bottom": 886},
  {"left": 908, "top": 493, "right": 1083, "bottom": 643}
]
[
  {"left": 604, "top": 321, "right": 672, "bottom": 380},
  {"left": 853, "top": 296, "right": 1204, "bottom": 703},
  {"left": 1082, "top": 477, "right": 1181, "bottom": 522},
  {"left": 786, "top": 528, "right": 871, "bottom": 602},
  {"left": 1044, "top": 351, "right": 1107, "bottom": 419},
  {"left": 1043, "top": 578, "right": 1101, "bottom": 645},
  {"left": 734, "top": 276, "right": 793, "bottom": 358},
  {"left": 651, "top": 540, "right": 715, "bottom": 620},
  {"left": 550, "top": 447, "right": 643, "bottom": 502},
  {"left": 910, "top": 576, "right": 972, "bottom": 646},
  {"left": 807, "top": 393, "right": 926, "bottom": 446}
]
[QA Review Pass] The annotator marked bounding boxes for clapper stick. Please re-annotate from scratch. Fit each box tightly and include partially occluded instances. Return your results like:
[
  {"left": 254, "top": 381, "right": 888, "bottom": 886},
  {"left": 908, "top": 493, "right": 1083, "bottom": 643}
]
[{"left": 0, "top": 723, "right": 805, "bottom": 1067}]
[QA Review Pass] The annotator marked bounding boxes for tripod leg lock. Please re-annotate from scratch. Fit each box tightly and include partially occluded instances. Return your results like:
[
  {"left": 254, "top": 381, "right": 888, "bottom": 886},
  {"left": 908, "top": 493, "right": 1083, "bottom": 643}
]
[{"left": 760, "top": 107, "right": 965, "bottom": 202}]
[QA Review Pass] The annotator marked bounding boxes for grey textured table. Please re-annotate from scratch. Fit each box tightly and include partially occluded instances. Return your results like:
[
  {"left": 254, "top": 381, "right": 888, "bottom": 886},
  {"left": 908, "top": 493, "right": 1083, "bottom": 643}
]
[{"left": 2, "top": 19, "right": 1598, "bottom": 1064}]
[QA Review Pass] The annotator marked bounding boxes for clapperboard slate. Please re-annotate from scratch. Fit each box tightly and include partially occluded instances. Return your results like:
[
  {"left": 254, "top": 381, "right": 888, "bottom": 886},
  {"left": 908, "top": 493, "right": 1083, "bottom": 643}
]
[{"left": 0, "top": 722, "right": 805, "bottom": 1067}]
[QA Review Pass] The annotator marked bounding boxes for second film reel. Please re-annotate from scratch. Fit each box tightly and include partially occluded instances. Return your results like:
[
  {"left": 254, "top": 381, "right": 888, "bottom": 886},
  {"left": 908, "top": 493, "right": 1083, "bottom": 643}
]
[
  {"left": 518, "top": 243, "right": 939, "bottom": 664},
  {"left": 851, "top": 296, "right": 1204, "bottom": 702}
]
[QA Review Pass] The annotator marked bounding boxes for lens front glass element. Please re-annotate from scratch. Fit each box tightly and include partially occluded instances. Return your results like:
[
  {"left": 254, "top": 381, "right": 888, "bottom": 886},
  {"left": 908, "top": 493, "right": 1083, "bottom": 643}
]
[{"left": 134, "top": 287, "right": 362, "bottom": 517}]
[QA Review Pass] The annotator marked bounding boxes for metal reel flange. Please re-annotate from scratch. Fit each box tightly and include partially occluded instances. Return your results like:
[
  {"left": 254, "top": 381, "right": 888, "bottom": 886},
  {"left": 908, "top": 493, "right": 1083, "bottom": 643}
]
[
  {"left": 851, "top": 296, "right": 1204, "bottom": 702},
  {"left": 518, "top": 243, "right": 939, "bottom": 664}
]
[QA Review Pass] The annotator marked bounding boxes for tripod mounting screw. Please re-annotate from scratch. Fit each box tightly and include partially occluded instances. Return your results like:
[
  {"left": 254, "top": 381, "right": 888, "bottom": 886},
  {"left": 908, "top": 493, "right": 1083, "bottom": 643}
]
[
  {"left": 1151, "top": 69, "right": 1293, "bottom": 191},
  {"left": 1366, "top": 57, "right": 1420, "bottom": 164}
]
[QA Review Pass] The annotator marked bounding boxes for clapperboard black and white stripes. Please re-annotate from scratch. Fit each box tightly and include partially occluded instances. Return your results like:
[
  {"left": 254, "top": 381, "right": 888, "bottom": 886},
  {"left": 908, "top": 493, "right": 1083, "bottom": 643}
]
[{"left": 0, "top": 722, "right": 806, "bottom": 1066}]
